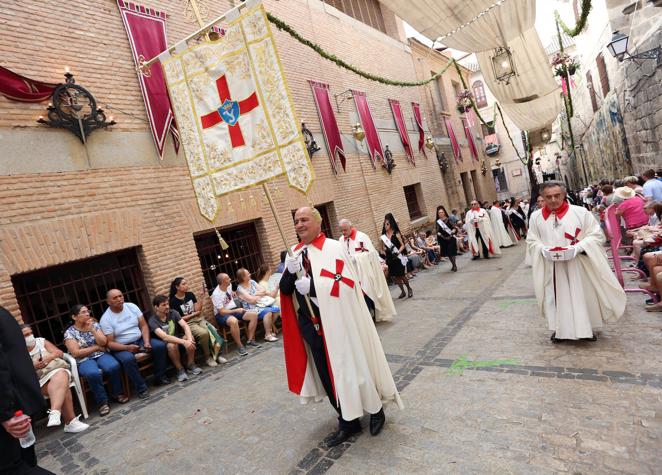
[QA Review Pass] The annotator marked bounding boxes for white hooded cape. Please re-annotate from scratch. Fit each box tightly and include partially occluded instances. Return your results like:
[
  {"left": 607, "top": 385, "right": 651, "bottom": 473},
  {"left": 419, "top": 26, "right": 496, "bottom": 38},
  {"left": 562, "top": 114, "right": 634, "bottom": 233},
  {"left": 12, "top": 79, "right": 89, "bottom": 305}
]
[
  {"left": 488, "top": 206, "right": 514, "bottom": 248},
  {"left": 280, "top": 234, "right": 403, "bottom": 421},
  {"left": 340, "top": 228, "right": 396, "bottom": 322},
  {"left": 527, "top": 204, "right": 626, "bottom": 339},
  {"left": 465, "top": 208, "right": 501, "bottom": 256}
]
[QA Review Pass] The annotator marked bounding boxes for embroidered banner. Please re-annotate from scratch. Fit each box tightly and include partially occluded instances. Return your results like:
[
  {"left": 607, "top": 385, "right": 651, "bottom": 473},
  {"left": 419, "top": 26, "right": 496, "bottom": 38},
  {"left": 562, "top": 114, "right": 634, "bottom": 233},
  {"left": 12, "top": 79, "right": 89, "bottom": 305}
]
[
  {"left": 411, "top": 102, "right": 426, "bottom": 157},
  {"left": 351, "top": 90, "right": 383, "bottom": 168},
  {"left": 445, "top": 117, "right": 462, "bottom": 163},
  {"left": 463, "top": 119, "right": 479, "bottom": 162},
  {"left": 162, "top": 2, "right": 313, "bottom": 222},
  {"left": 117, "top": 0, "right": 179, "bottom": 159},
  {"left": 309, "top": 80, "right": 346, "bottom": 173},
  {"left": 388, "top": 99, "right": 414, "bottom": 165},
  {"left": 0, "top": 65, "right": 56, "bottom": 102}
]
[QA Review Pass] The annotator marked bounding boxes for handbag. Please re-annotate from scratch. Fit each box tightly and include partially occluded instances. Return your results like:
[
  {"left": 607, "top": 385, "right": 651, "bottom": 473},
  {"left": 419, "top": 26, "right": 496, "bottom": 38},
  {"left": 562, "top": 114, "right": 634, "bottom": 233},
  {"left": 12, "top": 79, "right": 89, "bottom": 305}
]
[
  {"left": 35, "top": 355, "right": 70, "bottom": 381},
  {"left": 256, "top": 296, "right": 276, "bottom": 307}
]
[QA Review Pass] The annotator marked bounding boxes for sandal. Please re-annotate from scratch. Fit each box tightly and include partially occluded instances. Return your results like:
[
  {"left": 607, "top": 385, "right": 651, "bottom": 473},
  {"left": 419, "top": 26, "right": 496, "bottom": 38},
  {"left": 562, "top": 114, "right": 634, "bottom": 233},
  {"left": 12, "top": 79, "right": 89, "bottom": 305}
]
[
  {"left": 99, "top": 403, "right": 110, "bottom": 417},
  {"left": 114, "top": 394, "right": 129, "bottom": 404}
]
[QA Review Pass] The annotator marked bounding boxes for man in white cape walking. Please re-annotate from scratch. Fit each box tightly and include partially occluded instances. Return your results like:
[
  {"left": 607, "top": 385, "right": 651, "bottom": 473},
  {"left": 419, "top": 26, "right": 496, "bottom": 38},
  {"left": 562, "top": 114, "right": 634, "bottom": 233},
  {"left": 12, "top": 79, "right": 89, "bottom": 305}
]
[
  {"left": 339, "top": 219, "right": 396, "bottom": 323},
  {"left": 488, "top": 201, "right": 514, "bottom": 248},
  {"left": 465, "top": 200, "right": 500, "bottom": 259},
  {"left": 280, "top": 207, "right": 403, "bottom": 447},
  {"left": 527, "top": 182, "right": 626, "bottom": 342}
]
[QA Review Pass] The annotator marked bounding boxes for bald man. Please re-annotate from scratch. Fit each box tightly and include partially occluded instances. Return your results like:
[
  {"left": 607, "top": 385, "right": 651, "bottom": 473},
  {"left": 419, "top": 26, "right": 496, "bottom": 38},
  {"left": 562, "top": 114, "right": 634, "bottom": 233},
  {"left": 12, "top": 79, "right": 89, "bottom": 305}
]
[
  {"left": 339, "top": 219, "right": 395, "bottom": 322},
  {"left": 280, "top": 207, "right": 403, "bottom": 447},
  {"left": 211, "top": 273, "right": 259, "bottom": 357}
]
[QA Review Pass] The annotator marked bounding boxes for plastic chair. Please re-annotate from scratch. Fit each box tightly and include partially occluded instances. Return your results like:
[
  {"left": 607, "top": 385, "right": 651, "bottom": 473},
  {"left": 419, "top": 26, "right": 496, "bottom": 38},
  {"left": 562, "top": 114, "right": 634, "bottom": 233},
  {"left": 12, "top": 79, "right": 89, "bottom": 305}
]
[{"left": 61, "top": 353, "right": 90, "bottom": 419}]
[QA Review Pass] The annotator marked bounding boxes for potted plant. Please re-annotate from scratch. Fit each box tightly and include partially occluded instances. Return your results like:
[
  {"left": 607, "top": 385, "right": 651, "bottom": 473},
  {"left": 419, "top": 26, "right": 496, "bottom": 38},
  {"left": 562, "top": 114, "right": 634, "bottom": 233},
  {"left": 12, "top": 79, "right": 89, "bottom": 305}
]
[
  {"left": 456, "top": 89, "right": 474, "bottom": 114},
  {"left": 551, "top": 52, "right": 579, "bottom": 77}
]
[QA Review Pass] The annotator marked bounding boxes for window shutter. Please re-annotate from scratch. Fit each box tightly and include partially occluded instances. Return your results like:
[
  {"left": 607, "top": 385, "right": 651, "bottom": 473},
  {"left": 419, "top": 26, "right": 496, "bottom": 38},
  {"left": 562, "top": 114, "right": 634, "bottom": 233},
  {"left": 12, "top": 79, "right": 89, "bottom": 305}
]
[
  {"left": 586, "top": 71, "right": 599, "bottom": 112},
  {"left": 596, "top": 53, "right": 610, "bottom": 97}
]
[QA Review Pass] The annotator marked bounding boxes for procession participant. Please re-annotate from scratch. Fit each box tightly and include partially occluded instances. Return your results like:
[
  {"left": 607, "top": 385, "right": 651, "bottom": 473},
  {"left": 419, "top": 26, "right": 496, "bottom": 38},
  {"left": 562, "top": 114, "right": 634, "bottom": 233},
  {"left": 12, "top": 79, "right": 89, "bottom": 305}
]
[
  {"left": 339, "top": 219, "right": 396, "bottom": 322},
  {"left": 508, "top": 198, "right": 528, "bottom": 238},
  {"left": 380, "top": 213, "right": 413, "bottom": 298},
  {"left": 527, "top": 181, "right": 626, "bottom": 342},
  {"left": 488, "top": 201, "right": 514, "bottom": 248},
  {"left": 435, "top": 206, "right": 458, "bottom": 272},
  {"left": 280, "top": 207, "right": 403, "bottom": 448},
  {"left": 465, "top": 200, "right": 499, "bottom": 259}
]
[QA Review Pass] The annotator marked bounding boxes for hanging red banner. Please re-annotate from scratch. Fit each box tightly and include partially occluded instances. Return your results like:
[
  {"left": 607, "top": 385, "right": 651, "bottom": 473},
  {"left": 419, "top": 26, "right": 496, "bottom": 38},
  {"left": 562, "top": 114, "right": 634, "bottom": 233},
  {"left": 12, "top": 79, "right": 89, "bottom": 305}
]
[
  {"left": 0, "top": 65, "right": 56, "bottom": 102},
  {"left": 351, "top": 90, "right": 383, "bottom": 168},
  {"left": 411, "top": 102, "right": 426, "bottom": 157},
  {"left": 117, "top": 0, "right": 178, "bottom": 159},
  {"left": 445, "top": 117, "right": 462, "bottom": 163},
  {"left": 309, "top": 81, "right": 346, "bottom": 173},
  {"left": 463, "top": 119, "right": 479, "bottom": 162},
  {"left": 388, "top": 99, "right": 414, "bottom": 165}
]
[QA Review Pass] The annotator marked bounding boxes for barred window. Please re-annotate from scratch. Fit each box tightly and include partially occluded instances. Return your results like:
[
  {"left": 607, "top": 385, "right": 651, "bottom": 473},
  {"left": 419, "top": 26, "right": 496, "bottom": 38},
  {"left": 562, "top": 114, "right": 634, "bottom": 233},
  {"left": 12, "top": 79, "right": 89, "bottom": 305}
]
[{"left": 404, "top": 184, "right": 423, "bottom": 220}]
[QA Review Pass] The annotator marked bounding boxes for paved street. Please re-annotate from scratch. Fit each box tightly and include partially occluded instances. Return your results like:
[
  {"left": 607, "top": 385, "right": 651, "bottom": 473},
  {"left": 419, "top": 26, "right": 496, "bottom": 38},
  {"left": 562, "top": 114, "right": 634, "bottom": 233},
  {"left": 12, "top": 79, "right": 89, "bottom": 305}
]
[{"left": 35, "top": 244, "right": 662, "bottom": 474}]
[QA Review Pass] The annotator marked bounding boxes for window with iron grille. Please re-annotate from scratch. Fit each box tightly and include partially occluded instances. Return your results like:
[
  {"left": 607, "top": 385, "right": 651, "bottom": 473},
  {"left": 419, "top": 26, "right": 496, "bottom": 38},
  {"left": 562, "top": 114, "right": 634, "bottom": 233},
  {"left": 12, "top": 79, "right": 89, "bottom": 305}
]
[
  {"left": 492, "top": 167, "right": 509, "bottom": 193},
  {"left": 586, "top": 71, "right": 599, "bottom": 112},
  {"left": 403, "top": 184, "right": 423, "bottom": 220},
  {"left": 291, "top": 203, "right": 335, "bottom": 241},
  {"left": 195, "top": 221, "right": 264, "bottom": 293},
  {"left": 596, "top": 53, "right": 610, "bottom": 97},
  {"left": 12, "top": 248, "right": 150, "bottom": 348},
  {"left": 472, "top": 80, "right": 488, "bottom": 109},
  {"left": 323, "top": 0, "right": 386, "bottom": 33}
]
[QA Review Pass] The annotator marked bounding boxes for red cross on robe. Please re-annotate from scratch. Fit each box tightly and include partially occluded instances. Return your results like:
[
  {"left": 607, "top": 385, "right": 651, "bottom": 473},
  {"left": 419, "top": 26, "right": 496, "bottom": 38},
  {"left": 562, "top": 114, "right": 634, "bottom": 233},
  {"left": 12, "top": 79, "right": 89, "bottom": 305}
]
[
  {"left": 319, "top": 259, "right": 355, "bottom": 297},
  {"left": 564, "top": 227, "right": 581, "bottom": 245},
  {"left": 200, "top": 75, "right": 259, "bottom": 148},
  {"left": 355, "top": 242, "right": 368, "bottom": 253}
]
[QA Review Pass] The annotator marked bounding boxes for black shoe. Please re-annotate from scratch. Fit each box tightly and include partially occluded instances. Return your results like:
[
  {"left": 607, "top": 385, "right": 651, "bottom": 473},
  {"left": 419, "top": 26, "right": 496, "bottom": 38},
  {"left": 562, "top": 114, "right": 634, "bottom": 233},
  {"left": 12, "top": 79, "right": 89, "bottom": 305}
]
[
  {"left": 581, "top": 334, "right": 597, "bottom": 342},
  {"left": 369, "top": 408, "right": 385, "bottom": 436},
  {"left": 472, "top": 256, "right": 480, "bottom": 260},
  {"left": 484, "top": 255, "right": 490, "bottom": 259},
  {"left": 407, "top": 288, "right": 413, "bottom": 298},
  {"left": 550, "top": 332, "right": 560, "bottom": 344},
  {"left": 138, "top": 390, "right": 150, "bottom": 399},
  {"left": 397, "top": 291, "right": 406, "bottom": 299},
  {"left": 324, "top": 425, "right": 361, "bottom": 447},
  {"left": 155, "top": 376, "right": 170, "bottom": 386}
]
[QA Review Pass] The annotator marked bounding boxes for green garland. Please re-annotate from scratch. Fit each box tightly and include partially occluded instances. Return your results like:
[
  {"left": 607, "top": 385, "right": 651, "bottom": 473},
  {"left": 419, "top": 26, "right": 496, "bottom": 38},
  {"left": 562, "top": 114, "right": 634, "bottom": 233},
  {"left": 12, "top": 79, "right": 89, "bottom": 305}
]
[
  {"left": 267, "top": 12, "right": 454, "bottom": 87},
  {"left": 554, "top": 0, "right": 592, "bottom": 37}
]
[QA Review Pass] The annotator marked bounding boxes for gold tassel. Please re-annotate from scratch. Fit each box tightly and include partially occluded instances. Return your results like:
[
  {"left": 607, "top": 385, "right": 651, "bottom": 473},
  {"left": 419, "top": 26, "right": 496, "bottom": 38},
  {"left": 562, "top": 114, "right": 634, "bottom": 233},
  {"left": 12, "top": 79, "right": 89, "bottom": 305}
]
[{"left": 214, "top": 228, "right": 229, "bottom": 250}]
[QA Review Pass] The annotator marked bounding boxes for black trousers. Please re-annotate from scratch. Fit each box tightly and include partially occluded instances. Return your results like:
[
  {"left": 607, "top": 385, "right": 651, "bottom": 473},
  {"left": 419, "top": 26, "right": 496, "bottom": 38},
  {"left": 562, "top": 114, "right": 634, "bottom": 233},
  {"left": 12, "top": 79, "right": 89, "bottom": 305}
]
[
  {"left": 297, "top": 313, "right": 360, "bottom": 431},
  {"left": 474, "top": 229, "right": 490, "bottom": 258},
  {"left": 364, "top": 295, "right": 375, "bottom": 322},
  {"left": 0, "top": 429, "right": 55, "bottom": 475}
]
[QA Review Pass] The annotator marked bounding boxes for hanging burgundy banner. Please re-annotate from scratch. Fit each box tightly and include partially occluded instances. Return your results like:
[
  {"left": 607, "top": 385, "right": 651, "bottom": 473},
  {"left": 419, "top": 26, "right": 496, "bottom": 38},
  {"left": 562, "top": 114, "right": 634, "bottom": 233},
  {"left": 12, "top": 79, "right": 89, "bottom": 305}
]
[
  {"left": 463, "top": 119, "right": 479, "bottom": 162},
  {"left": 0, "top": 65, "right": 56, "bottom": 102},
  {"left": 388, "top": 99, "right": 414, "bottom": 165},
  {"left": 309, "top": 80, "right": 346, "bottom": 173},
  {"left": 411, "top": 102, "right": 426, "bottom": 157},
  {"left": 351, "top": 90, "right": 383, "bottom": 168},
  {"left": 445, "top": 117, "right": 462, "bottom": 163},
  {"left": 117, "top": 0, "right": 178, "bottom": 159}
]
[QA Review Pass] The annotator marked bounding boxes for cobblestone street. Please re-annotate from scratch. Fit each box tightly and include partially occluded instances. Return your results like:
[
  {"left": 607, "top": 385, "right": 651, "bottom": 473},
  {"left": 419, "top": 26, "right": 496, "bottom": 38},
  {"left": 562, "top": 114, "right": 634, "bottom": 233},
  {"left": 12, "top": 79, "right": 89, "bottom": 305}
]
[{"left": 35, "top": 245, "right": 662, "bottom": 474}]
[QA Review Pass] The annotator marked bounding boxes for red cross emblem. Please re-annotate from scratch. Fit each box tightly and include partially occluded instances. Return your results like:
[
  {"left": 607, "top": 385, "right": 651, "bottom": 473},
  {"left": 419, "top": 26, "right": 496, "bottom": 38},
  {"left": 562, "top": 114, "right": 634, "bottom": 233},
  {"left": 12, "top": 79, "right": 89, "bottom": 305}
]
[
  {"left": 564, "top": 227, "right": 581, "bottom": 245},
  {"left": 355, "top": 242, "right": 368, "bottom": 253},
  {"left": 199, "top": 75, "right": 259, "bottom": 148},
  {"left": 319, "top": 259, "right": 355, "bottom": 297}
]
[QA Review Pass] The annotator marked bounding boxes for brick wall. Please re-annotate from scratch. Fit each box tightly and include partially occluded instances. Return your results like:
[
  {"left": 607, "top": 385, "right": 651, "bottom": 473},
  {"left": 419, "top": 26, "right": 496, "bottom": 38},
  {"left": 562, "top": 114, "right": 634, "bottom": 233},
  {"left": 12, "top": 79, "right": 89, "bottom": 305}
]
[{"left": 0, "top": 0, "right": 494, "bottom": 323}]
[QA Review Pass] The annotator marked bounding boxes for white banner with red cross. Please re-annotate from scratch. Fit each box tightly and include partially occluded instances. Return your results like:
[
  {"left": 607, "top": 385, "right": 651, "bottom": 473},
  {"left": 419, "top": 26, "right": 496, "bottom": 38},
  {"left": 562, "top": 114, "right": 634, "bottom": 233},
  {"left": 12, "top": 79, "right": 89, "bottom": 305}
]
[{"left": 161, "top": 2, "right": 313, "bottom": 222}]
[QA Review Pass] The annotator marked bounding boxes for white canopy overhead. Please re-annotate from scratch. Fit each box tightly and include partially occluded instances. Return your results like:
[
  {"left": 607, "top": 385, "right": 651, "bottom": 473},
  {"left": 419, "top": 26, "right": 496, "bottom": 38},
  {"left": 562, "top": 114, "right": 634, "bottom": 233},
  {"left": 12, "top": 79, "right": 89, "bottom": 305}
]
[
  {"left": 500, "top": 92, "right": 563, "bottom": 131},
  {"left": 380, "top": 0, "right": 536, "bottom": 52}
]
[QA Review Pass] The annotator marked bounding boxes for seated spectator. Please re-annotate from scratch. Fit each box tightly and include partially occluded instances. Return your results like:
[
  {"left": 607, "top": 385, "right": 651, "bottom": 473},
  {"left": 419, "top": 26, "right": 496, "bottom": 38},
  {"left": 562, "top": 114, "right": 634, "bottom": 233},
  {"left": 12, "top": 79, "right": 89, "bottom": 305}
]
[
  {"left": 254, "top": 263, "right": 281, "bottom": 335},
  {"left": 276, "top": 250, "right": 287, "bottom": 274},
  {"left": 23, "top": 325, "right": 89, "bottom": 433},
  {"left": 641, "top": 251, "right": 662, "bottom": 312},
  {"left": 100, "top": 289, "right": 168, "bottom": 397},
  {"left": 416, "top": 231, "right": 439, "bottom": 263},
  {"left": 236, "top": 268, "right": 279, "bottom": 343},
  {"left": 615, "top": 187, "right": 648, "bottom": 230},
  {"left": 211, "top": 273, "right": 260, "bottom": 357},
  {"left": 149, "top": 295, "right": 202, "bottom": 382},
  {"left": 169, "top": 277, "right": 226, "bottom": 367},
  {"left": 64, "top": 305, "right": 127, "bottom": 416},
  {"left": 449, "top": 209, "right": 460, "bottom": 225},
  {"left": 407, "top": 235, "right": 433, "bottom": 269}
]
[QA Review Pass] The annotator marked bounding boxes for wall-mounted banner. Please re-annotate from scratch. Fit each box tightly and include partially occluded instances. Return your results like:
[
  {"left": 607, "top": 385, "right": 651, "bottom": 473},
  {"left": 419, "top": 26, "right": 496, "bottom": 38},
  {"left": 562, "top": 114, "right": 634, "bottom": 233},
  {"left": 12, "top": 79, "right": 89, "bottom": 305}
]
[
  {"left": 162, "top": 2, "right": 313, "bottom": 222},
  {"left": 463, "top": 119, "right": 479, "bottom": 162},
  {"left": 445, "top": 117, "right": 462, "bottom": 163},
  {"left": 388, "top": 99, "right": 414, "bottom": 165},
  {"left": 351, "top": 90, "right": 383, "bottom": 168},
  {"left": 411, "top": 102, "right": 426, "bottom": 157},
  {"left": 309, "top": 80, "right": 346, "bottom": 173}
]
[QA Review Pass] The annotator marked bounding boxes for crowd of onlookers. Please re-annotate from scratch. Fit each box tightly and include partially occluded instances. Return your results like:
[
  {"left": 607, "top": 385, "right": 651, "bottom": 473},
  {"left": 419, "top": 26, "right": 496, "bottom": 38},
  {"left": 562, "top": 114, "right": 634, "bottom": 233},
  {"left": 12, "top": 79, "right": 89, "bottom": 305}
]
[{"left": 576, "top": 169, "right": 662, "bottom": 311}]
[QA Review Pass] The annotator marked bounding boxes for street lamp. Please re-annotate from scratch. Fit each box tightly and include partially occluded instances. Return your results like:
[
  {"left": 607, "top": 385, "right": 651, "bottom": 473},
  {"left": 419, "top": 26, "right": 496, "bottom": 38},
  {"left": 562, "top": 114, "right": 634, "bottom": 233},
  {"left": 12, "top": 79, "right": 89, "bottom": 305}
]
[
  {"left": 491, "top": 46, "right": 517, "bottom": 85},
  {"left": 607, "top": 30, "right": 661, "bottom": 62}
]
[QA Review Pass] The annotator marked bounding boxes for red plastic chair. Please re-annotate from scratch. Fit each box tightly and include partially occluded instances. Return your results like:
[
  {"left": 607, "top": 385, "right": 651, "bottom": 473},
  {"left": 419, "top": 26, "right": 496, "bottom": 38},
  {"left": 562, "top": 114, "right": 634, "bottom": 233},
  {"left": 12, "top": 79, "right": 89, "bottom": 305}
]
[{"left": 604, "top": 204, "right": 658, "bottom": 302}]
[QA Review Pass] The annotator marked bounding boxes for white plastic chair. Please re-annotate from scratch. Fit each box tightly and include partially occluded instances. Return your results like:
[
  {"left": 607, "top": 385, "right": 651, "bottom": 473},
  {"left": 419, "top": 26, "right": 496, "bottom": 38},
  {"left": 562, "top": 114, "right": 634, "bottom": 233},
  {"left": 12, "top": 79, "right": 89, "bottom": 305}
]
[{"left": 61, "top": 353, "right": 89, "bottom": 419}]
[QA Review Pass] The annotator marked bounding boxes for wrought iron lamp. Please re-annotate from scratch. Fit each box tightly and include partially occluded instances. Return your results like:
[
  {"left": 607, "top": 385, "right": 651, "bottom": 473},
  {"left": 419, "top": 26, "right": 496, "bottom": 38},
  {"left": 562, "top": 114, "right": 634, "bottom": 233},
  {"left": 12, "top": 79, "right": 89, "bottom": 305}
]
[
  {"left": 382, "top": 145, "right": 396, "bottom": 174},
  {"left": 301, "top": 122, "right": 320, "bottom": 158},
  {"left": 425, "top": 136, "right": 435, "bottom": 151},
  {"left": 37, "top": 71, "right": 115, "bottom": 144},
  {"left": 607, "top": 30, "right": 661, "bottom": 62},
  {"left": 481, "top": 161, "right": 488, "bottom": 176},
  {"left": 491, "top": 46, "right": 517, "bottom": 85},
  {"left": 352, "top": 122, "right": 365, "bottom": 141},
  {"left": 436, "top": 149, "right": 448, "bottom": 173},
  {"left": 494, "top": 157, "right": 501, "bottom": 167}
]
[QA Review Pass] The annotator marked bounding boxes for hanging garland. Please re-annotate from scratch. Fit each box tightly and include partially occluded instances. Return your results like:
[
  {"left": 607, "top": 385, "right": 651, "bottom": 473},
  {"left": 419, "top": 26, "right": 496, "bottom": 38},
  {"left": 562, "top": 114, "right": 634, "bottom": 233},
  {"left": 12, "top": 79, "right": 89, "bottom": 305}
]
[{"left": 554, "top": 0, "right": 592, "bottom": 37}]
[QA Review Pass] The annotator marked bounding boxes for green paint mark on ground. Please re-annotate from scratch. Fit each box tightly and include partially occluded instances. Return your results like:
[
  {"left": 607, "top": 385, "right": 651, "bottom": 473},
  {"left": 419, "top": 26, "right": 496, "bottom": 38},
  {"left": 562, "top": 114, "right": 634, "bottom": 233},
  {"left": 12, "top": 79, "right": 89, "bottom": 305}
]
[
  {"left": 497, "top": 299, "right": 538, "bottom": 311},
  {"left": 449, "top": 356, "right": 520, "bottom": 376}
]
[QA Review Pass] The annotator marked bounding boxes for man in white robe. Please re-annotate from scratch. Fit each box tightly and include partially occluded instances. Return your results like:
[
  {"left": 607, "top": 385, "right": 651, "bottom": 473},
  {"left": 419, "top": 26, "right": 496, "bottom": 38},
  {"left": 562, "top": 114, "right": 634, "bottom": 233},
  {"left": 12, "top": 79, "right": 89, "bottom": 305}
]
[
  {"left": 465, "top": 200, "right": 500, "bottom": 259},
  {"left": 488, "top": 201, "right": 514, "bottom": 248},
  {"left": 527, "top": 182, "right": 626, "bottom": 342},
  {"left": 280, "top": 207, "right": 403, "bottom": 447},
  {"left": 339, "top": 219, "right": 396, "bottom": 323}
]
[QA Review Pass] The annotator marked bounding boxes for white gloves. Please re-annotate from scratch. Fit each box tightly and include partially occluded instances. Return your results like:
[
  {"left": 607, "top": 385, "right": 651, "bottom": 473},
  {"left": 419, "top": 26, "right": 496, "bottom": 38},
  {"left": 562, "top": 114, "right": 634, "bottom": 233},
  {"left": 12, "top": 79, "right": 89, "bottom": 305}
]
[
  {"left": 285, "top": 253, "right": 301, "bottom": 274},
  {"left": 295, "top": 275, "right": 311, "bottom": 295}
]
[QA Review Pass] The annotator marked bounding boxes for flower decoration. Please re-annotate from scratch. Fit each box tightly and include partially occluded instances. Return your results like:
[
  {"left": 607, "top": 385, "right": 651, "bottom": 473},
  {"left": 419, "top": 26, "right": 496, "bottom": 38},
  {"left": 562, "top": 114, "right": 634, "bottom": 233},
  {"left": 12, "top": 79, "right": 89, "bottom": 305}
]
[
  {"left": 551, "top": 52, "right": 579, "bottom": 77},
  {"left": 456, "top": 89, "right": 474, "bottom": 113}
]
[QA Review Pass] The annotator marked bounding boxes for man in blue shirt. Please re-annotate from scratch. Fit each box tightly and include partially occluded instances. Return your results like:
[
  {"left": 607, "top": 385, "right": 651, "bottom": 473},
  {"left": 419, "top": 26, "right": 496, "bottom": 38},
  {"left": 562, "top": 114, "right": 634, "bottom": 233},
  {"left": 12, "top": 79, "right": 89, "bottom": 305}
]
[{"left": 643, "top": 169, "right": 662, "bottom": 202}]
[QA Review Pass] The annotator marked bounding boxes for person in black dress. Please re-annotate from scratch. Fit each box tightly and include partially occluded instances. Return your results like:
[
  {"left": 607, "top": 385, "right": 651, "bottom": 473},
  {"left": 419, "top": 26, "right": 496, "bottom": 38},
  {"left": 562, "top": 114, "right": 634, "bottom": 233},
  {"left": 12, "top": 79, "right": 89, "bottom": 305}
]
[
  {"left": 508, "top": 198, "right": 528, "bottom": 238},
  {"left": 435, "top": 206, "right": 458, "bottom": 272},
  {"left": 380, "top": 213, "right": 413, "bottom": 299}
]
